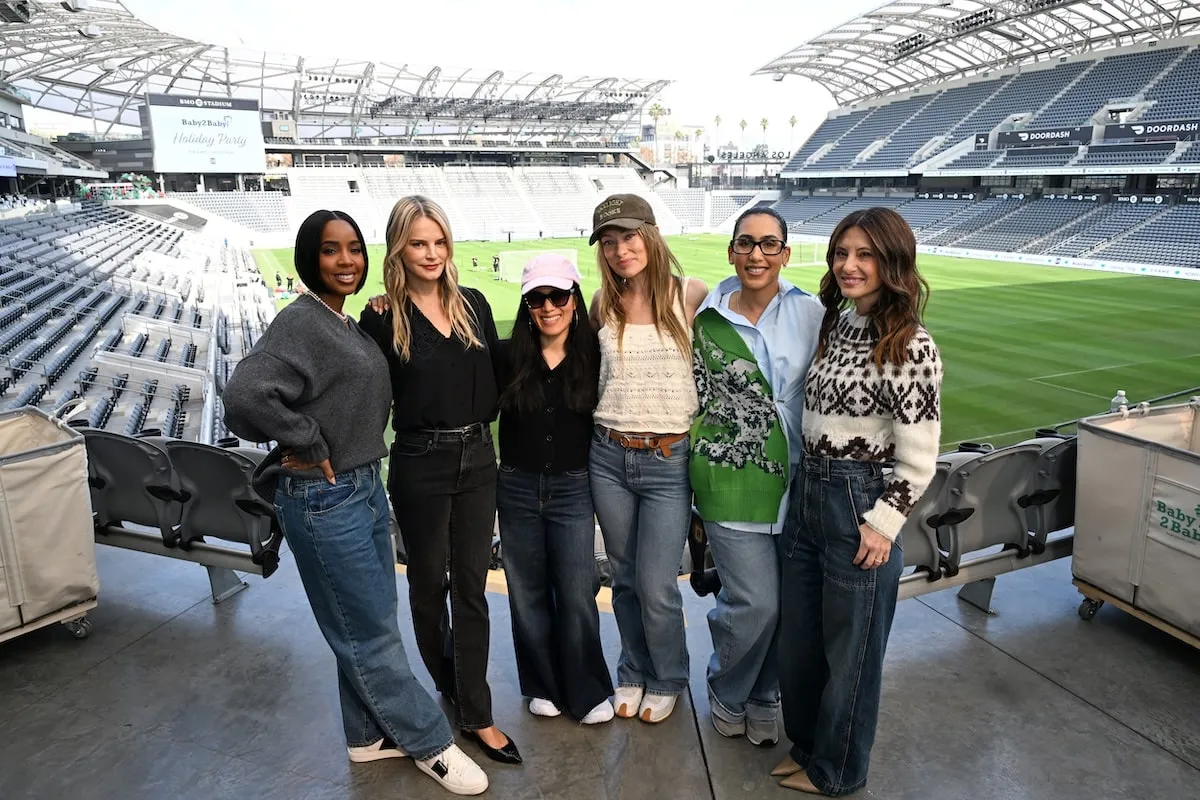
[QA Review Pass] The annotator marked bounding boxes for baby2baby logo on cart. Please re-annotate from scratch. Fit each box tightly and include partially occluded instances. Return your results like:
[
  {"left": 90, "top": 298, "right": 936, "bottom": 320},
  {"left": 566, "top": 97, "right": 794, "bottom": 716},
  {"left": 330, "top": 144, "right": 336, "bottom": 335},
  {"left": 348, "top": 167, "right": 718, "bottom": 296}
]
[{"left": 1151, "top": 482, "right": 1200, "bottom": 543}]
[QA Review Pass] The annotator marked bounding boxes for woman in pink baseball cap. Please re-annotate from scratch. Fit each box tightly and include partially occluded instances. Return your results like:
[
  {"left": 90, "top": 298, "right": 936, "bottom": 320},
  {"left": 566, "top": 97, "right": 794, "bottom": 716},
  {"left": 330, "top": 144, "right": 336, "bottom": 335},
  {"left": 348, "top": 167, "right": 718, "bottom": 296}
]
[{"left": 494, "top": 253, "right": 615, "bottom": 724}]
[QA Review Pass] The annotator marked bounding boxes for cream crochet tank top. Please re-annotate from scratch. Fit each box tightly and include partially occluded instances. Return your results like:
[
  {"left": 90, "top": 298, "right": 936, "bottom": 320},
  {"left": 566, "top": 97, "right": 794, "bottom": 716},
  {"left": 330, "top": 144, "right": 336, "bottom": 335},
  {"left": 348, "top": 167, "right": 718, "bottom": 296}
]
[{"left": 594, "top": 279, "right": 698, "bottom": 435}]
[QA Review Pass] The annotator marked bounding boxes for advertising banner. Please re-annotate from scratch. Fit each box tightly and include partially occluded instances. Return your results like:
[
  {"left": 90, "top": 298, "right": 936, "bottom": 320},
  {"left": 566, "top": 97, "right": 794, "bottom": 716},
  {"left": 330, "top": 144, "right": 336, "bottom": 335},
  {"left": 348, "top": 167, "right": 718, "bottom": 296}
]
[
  {"left": 996, "top": 127, "right": 1091, "bottom": 147},
  {"left": 147, "top": 94, "right": 266, "bottom": 174},
  {"left": 1103, "top": 119, "right": 1200, "bottom": 142}
]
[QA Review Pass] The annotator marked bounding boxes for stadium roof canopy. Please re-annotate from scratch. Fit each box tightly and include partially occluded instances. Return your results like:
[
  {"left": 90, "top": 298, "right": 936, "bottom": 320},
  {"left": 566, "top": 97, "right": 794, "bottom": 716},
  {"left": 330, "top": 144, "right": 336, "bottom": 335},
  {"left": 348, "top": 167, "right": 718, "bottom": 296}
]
[
  {"left": 0, "top": 0, "right": 667, "bottom": 138},
  {"left": 756, "top": 0, "right": 1200, "bottom": 104}
]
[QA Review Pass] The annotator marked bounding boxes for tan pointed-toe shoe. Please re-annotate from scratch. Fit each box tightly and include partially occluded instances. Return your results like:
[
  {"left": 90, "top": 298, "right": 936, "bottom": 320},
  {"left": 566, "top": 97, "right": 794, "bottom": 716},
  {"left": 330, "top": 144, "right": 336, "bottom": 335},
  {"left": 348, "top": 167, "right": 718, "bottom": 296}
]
[
  {"left": 771, "top": 755, "right": 803, "bottom": 777},
  {"left": 779, "top": 770, "right": 825, "bottom": 794}
]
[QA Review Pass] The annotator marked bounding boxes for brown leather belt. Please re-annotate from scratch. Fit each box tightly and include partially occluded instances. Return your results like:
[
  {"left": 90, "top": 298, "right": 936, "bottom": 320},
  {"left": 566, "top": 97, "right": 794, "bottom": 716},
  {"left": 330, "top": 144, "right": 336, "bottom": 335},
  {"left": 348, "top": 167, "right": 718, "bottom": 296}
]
[{"left": 605, "top": 428, "right": 688, "bottom": 458}]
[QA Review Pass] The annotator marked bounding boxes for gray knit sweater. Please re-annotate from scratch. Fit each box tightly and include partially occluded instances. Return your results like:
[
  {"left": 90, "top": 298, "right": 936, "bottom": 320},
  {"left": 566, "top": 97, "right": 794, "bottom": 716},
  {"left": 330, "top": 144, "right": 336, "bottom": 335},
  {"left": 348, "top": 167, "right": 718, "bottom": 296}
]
[{"left": 222, "top": 293, "right": 392, "bottom": 478}]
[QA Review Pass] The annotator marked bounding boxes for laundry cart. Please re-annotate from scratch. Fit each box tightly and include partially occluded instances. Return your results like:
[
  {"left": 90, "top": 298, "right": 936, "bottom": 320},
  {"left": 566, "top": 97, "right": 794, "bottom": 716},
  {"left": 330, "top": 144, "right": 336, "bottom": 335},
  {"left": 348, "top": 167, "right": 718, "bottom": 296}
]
[
  {"left": 0, "top": 406, "right": 99, "bottom": 643},
  {"left": 1072, "top": 398, "right": 1200, "bottom": 650}
]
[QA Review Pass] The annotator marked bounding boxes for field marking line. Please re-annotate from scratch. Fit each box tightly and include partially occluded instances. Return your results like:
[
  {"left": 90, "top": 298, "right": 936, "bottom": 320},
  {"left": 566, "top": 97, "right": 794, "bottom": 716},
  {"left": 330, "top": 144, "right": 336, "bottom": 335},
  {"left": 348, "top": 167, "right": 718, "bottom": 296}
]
[
  {"left": 932, "top": 301, "right": 1200, "bottom": 334},
  {"left": 1035, "top": 352, "right": 1200, "bottom": 380},
  {"left": 942, "top": 427, "right": 1046, "bottom": 448},
  {"left": 1028, "top": 378, "right": 1109, "bottom": 400}
]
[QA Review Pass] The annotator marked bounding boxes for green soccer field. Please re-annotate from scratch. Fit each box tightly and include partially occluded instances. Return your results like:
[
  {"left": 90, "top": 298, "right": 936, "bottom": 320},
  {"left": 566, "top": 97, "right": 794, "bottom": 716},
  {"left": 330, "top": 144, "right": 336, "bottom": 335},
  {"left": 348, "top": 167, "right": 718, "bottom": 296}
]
[{"left": 253, "top": 233, "right": 1200, "bottom": 450}]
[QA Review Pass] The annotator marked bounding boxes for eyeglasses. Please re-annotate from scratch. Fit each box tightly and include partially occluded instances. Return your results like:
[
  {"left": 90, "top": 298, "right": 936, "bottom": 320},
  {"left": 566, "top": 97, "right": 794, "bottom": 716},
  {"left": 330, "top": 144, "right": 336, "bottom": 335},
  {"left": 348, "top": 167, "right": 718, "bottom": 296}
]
[
  {"left": 523, "top": 288, "right": 573, "bottom": 309},
  {"left": 731, "top": 236, "right": 786, "bottom": 256}
]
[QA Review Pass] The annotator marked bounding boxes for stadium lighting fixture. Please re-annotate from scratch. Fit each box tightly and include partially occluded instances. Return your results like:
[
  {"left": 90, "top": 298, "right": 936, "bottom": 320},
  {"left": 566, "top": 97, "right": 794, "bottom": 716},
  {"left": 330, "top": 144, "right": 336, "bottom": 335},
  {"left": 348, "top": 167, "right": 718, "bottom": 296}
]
[
  {"left": 77, "top": 23, "right": 102, "bottom": 39},
  {"left": 61, "top": 0, "right": 90, "bottom": 11},
  {"left": 773, "top": 73, "right": 785, "bottom": 81}
]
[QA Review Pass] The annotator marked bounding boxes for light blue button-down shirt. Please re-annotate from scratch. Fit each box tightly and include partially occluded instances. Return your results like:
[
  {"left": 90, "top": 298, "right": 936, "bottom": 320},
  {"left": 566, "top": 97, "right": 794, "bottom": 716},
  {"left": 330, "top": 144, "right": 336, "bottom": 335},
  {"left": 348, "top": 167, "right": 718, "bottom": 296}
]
[{"left": 696, "top": 274, "right": 824, "bottom": 533}]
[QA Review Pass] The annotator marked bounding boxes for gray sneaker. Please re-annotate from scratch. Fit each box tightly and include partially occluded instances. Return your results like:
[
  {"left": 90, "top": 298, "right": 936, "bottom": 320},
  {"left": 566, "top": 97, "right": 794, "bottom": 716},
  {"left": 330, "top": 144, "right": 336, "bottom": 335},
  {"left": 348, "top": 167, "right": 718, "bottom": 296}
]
[
  {"left": 710, "top": 712, "right": 745, "bottom": 738},
  {"left": 746, "top": 715, "right": 779, "bottom": 747}
]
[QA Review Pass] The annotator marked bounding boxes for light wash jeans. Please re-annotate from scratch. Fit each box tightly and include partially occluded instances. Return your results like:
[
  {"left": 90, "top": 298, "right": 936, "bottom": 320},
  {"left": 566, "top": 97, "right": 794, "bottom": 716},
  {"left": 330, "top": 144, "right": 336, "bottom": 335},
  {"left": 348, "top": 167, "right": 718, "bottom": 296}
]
[
  {"left": 703, "top": 521, "right": 781, "bottom": 725},
  {"left": 275, "top": 461, "right": 454, "bottom": 760},
  {"left": 588, "top": 426, "right": 692, "bottom": 696}
]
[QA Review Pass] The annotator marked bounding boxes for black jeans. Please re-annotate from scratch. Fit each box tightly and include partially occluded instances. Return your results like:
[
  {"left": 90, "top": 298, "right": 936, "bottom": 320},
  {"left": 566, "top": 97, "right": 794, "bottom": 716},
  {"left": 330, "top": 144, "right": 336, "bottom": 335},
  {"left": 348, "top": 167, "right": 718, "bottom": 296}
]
[
  {"left": 496, "top": 465, "right": 613, "bottom": 721},
  {"left": 387, "top": 423, "right": 497, "bottom": 730}
]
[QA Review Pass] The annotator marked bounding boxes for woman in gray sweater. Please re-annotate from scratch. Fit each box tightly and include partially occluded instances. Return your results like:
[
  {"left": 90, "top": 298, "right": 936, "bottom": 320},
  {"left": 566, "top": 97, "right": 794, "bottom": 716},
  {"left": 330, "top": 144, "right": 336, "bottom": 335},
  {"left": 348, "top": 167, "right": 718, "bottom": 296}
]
[{"left": 222, "top": 210, "right": 488, "bottom": 796}]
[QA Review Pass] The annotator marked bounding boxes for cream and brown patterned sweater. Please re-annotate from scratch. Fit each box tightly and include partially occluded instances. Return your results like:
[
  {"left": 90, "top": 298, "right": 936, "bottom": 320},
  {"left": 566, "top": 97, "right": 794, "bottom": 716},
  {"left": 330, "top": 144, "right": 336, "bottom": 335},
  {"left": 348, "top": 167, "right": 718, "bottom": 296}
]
[{"left": 802, "top": 309, "right": 943, "bottom": 541}]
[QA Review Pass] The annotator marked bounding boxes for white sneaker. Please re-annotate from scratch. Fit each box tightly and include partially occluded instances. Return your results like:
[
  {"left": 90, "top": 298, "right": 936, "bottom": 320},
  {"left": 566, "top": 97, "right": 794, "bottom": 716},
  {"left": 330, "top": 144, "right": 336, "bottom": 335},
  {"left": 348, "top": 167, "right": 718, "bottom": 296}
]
[
  {"left": 347, "top": 737, "right": 408, "bottom": 763},
  {"left": 580, "top": 700, "right": 615, "bottom": 725},
  {"left": 415, "top": 743, "right": 489, "bottom": 796},
  {"left": 613, "top": 686, "right": 644, "bottom": 719},
  {"left": 639, "top": 693, "right": 677, "bottom": 724},
  {"left": 528, "top": 698, "right": 562, "bottom": 718}
]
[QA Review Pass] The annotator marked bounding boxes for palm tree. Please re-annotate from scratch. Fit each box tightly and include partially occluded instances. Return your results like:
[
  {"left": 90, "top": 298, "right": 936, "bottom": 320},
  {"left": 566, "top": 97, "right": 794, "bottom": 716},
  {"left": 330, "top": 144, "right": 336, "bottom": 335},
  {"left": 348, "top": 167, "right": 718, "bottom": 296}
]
[
  {"left": 789, "top": 115, "right": 798, "bottom": 150},
  {"left": 739, "top": 119, "right": 747, "bottom": 149},
  {"left": 648, "top": 103, "right": 666, "bottom": 164},
  {"left": 714, "top": 115, "right": 722, "bottom": 152},
  {"left": 760, "top": 117, "right": 769, "bottom": 150}
]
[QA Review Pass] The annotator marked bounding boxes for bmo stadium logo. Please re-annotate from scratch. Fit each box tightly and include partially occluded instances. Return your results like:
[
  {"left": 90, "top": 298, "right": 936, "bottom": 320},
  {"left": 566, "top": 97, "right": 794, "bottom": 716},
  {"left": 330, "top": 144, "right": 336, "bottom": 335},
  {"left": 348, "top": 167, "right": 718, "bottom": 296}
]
[{"left": 177, "top": 97, "right": 234, "bottom": 110}]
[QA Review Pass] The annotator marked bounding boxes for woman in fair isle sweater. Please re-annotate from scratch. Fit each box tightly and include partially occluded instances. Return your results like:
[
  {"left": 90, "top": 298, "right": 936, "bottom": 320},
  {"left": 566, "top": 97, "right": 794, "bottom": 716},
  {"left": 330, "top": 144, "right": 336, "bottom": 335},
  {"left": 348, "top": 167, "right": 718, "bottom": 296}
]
[{"left": 772, "top": 207, "right": 942, "bottom": 797}]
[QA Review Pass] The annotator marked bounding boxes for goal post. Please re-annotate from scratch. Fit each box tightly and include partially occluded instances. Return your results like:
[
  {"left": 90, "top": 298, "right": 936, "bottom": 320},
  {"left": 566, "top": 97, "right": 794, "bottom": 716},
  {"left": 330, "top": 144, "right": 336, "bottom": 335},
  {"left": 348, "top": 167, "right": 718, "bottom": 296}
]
[
  {"left": 497, "top": 248, "right": 583, "bottom": 284},
  {"left": 789, "top": 239, "right": 826, "bottom": 268}
]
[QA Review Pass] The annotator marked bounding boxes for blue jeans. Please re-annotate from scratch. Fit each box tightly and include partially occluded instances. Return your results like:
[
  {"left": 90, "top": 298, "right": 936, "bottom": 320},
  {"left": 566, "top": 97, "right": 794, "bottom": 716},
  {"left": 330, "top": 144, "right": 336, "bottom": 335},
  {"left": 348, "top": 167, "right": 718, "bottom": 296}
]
[
  {"left": 588, "top": 426, "right": 691, "bottom": 696},
  {"left": 777, "top": 457, "right": 903, "bottom": 796},
  {"left": 496, "top": 466, "right": 613, "bottom": 720},
  {"left": 703, "top": 521, "right": 781, "bottom": 724},
  {"left": 275, "top": 462, "right": 453, "bottom": 760}
]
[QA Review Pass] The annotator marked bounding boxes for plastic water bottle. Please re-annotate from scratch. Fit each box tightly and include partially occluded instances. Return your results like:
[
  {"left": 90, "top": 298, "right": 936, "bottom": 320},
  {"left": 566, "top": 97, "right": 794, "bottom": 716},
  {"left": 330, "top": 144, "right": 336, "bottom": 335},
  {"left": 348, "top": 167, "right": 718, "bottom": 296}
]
[{"left": 1109, "top": 389, "right": 1128, "bottom": 412}]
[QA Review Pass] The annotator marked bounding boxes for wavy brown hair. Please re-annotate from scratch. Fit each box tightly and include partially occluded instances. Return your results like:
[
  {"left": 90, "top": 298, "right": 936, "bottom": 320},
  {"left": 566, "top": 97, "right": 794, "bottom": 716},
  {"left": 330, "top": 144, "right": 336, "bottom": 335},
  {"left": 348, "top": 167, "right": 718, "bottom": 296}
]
[
  {"left": 381, "top": 195, "right": 481, "bottom": 361},
  {"left": 593, "top": 222, "right": 691, "bottom": 357},
  {"left": 818, "top": 207, "right": 929, "bottom": 367}
]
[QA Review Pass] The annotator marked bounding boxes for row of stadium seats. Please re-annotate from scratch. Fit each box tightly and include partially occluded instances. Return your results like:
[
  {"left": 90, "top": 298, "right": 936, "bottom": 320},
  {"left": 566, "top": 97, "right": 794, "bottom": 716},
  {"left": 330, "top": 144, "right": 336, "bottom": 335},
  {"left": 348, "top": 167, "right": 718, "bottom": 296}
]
[
  {"left": 899, "top": 434, "right": 1076, "bottom": 582},
  {"left": 80, "top": 426, "right": 284, "bottom": 577},
  {"left": 0, "top": 204, "right": 269, "bottom": 439},
  {"left": 942, "top": 142, "right": 1186, "bottom": 171},
  {"left": 789, "top": 43, "right": 1200, "bottom": 173},
  {"left": 772, "top": 195, "right": 1200, "bottom": 268},
  {"left": 172, "top": 166, "right": 690, "bottom": 240}
]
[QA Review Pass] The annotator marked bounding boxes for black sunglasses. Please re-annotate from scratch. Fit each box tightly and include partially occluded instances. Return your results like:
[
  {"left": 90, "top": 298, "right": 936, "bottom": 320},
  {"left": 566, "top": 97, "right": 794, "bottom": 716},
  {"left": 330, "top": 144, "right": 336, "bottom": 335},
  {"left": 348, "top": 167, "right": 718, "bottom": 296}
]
[{"left": 523, "top": 288, "right": 573, "bottom": 309}]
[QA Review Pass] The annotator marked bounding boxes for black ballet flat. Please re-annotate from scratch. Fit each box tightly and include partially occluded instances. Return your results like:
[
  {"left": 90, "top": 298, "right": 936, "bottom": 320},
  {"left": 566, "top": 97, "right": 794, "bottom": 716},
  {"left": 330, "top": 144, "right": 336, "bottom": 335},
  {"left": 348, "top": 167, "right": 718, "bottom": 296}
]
[{"left": 461, "top": 729, "right": 523, "bottom": 765}]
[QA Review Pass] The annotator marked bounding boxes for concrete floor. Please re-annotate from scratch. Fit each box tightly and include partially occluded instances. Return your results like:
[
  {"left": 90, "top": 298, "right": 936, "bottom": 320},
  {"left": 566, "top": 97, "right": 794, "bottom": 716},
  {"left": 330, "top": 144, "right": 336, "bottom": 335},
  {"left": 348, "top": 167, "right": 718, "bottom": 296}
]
[{"left": 1, "top": 545, "right": 1197, "bottom": 800}]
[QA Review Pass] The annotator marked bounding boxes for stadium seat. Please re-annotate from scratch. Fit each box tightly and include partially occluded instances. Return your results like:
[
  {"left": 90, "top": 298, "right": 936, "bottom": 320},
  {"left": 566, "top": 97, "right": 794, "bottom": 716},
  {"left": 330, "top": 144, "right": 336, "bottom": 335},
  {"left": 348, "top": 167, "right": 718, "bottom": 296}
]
[
  {"left": 898, "top": 456, "right": 959, "bottom": 580},
  {"left": 164, "top": 440, "right": 284, "bottom": 577},
  {"left": 82, "top": 428, "right": 184, "bottom": 547},
  {"left": 1020, "top": 435, "right": 1079, "bottom": 548},
  {"left": 935, "top": 442, "right": 1046, "bottom": 576}
]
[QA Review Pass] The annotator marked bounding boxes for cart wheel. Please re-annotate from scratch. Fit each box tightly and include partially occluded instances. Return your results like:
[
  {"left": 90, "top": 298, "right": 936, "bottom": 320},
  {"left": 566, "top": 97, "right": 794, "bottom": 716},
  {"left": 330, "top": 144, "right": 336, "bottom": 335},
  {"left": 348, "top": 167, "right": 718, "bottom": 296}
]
[
  {"left": 1078, "top": 598, "right": 1102, "bottom": 621},
  {"left": 64, "top": 617, "right": 93, "bottom": 639}
]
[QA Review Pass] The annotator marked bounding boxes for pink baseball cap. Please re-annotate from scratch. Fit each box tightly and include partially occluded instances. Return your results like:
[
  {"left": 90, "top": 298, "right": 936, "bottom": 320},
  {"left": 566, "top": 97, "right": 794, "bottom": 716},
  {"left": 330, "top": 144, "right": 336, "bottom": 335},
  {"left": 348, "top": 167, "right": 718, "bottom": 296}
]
[{"left": 520, "top": 253, "right": 582, "bottom": 295}]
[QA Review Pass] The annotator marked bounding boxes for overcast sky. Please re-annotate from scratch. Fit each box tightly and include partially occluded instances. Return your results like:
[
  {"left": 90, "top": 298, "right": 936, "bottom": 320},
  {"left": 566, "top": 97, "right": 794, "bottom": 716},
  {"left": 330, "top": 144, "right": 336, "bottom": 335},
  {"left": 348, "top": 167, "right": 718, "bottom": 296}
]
[{"left": 30, "top": 0, "right": 885, "bottom": 148}]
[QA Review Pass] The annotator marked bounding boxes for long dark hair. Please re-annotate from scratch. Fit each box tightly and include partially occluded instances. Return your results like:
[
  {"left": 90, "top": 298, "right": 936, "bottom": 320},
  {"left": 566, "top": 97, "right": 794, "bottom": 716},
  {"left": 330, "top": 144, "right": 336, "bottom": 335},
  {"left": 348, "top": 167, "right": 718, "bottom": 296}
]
[
  {"left": 293, "top": 210, "right": 369, "bottom": 295},
  {"left": 500, "top": 285, "right": 599, "bottom": 414},
  {"left": 818, "top": 207, "right": 929, "bottom": 368}
]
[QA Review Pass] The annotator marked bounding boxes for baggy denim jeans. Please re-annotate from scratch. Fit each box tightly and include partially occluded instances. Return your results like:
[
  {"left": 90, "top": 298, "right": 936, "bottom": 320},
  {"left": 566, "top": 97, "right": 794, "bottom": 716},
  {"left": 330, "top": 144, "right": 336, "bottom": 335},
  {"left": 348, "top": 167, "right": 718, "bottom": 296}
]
[
  {"left": 496, "top": 465, "right": 613, "bottom": 720},
  {"left": 703, "top": 521, "right": 781, "bottom": 725},
  {"left": 275, "top": 461, "right": 453, "bottom": 760},
  {"left": 777, "top": 456, "right": 903, "bottom": 796},
  {"left": 588, "top": 426, "right": 691, "bottom": 696}
]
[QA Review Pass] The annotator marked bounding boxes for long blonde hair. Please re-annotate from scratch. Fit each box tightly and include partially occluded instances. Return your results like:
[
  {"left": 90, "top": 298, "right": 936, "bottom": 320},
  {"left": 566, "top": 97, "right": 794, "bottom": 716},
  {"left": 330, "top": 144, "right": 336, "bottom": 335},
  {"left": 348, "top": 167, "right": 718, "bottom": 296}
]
[
  {"left": 594, "top": 223, "right": 691, "bottom": 357},
  {"left": 382, "top": 195, "right": 481, "bottom": 361}
]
